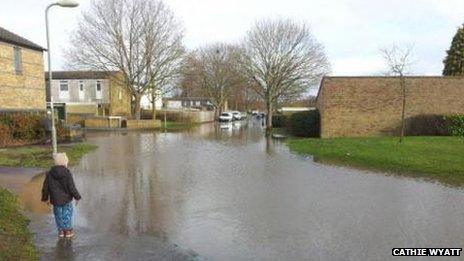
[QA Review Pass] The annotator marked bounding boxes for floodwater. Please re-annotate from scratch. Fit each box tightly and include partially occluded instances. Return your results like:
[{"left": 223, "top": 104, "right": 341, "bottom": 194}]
[{"left": 8, "top": 120, "right": 464, "bottom": 260}]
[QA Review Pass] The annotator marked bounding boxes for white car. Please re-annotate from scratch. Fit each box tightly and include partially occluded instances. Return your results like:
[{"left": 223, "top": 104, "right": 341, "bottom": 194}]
[
  {"left": 231, "top": 111, "right": 244, "bottom": 120},
  {"left": 219, "top": 112, "right": 234, "bottom": 122}
]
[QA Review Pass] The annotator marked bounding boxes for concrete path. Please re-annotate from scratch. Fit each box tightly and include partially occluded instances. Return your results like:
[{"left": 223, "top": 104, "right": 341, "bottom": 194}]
[{"left": 0, "top": 166, "right": 46, "bottom": 193}]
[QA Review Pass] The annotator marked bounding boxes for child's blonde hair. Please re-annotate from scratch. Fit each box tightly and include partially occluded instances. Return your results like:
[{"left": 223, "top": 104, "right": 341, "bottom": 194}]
[{"left": 53, "top": 153, "right": 69, "bottom": 167}]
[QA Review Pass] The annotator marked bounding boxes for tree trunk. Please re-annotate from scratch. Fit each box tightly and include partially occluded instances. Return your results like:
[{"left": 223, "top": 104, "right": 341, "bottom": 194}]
[
  {"left": 399, "top": 77, "right": 406, "bottom": 143},
  {"left": 134, "top": 95, "right": 142, "bottom": 120},
  {"left": 151, "top": 92, "right": 157, "bottom": 120},
  {"left": 266, "top": 100, "right": 273, "bottom": 135},
  {"left": 218, "top": 102, "right": 223, "bottom": 116}
]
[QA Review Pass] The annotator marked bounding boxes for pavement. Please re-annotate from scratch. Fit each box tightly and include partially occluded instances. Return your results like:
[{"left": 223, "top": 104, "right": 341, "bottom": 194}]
[{"left": 0, "top": 166, "right": 46, "bottom": 193}]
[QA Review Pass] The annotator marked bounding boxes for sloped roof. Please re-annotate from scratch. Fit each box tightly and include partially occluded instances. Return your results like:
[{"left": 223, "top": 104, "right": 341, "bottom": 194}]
[
  {"left": 0, "top": 26, "right": 45, "bottom": 51},
  {"left": 163, "top": 97, "right": 211, "bottom": 101},
  {"left": 45, "top": 71, "right": 120, "bottom": 80}
]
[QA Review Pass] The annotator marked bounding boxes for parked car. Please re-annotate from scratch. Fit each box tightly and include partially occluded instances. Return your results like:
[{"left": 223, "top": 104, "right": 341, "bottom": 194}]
[
  {"left": 218, "top": 112, "right": 234, "bottom": 122},
  {"left": 251, "top": 110, "right": 259, "bottom": 116},
  {"left": 232, "top": 111, "right": 245, "bottom": 120}
]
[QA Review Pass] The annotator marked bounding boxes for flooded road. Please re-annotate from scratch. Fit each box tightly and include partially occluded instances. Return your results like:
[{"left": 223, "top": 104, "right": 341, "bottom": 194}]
[{"left": 11, "top": 120, "right": 464, "bottom": 260}]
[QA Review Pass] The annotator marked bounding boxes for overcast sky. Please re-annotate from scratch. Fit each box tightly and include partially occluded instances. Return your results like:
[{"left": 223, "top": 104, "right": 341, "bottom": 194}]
[{"left": 1, "top": 0, "right": 463, "bottom": 76}]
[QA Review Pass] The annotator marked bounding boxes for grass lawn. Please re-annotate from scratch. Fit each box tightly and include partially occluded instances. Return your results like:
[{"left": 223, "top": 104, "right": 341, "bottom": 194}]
[
  {"left": 159, "top": 121, "right": 202, "bottom": 131},
  {"left": 0, "top": 188, "right": 38, "bottom": 260},
  {"left": 287, "top": 136, "right": 464, "bottom": 185},
  {"left": 0, "top": 143, "right": 98, "bottom": 169}
]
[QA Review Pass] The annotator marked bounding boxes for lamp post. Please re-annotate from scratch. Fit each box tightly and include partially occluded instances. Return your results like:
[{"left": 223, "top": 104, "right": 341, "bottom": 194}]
[{"left": 45, "top": 0, "right": 79, "bottom": 155}]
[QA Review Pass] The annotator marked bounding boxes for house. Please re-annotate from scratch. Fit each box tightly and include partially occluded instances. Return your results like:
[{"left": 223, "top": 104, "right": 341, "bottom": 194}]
[
  {"left": 45, "top": 71, "right": 131, "bottom": 122},
  {"left": 0, "top": 26, "right": 46, "bottom": 112},
  {"left": 316, "top": 76, "right": 464, "bottom": 138},
  {"left": 163, "top": 97, "right": 215, "bottom": 111},
  {"left": 278, "top": 107, "right": 315, "bottom": 114}
]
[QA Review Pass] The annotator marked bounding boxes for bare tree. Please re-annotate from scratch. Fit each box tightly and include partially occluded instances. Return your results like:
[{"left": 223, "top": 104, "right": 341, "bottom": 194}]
[
  {"left": 239, "top": 18, "right": 330, "bottom": 133},
  {"left": 179, "top": 52, "right": 205, "bottom": 97},
  {"left": 380, "top": 44, "right": 414, "bottom": 143},
  {"left": 66, "top": 0, "right": 184, "bottom": 119},
  {"left": 183, "top": 43, "right": 244, "bottom": 116}
]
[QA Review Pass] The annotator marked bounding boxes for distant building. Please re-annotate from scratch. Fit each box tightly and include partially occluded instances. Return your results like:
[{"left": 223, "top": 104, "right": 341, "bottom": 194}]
[
  {"left": 278, "top": 107, "right": 315, "bottom": 113},
  {"left": 0, "top": 26, "right": 46, "bottom": 112},
  {"left": 45, "top": 71, "right": 131, "bottom": 121},
  {"left": 163, "top": 97, "right": 215, "bottom": 111}
]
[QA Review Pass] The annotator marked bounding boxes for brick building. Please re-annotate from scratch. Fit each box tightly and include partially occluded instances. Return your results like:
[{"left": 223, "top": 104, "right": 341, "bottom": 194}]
[
  {"left": 0, "top": 26, "right": 46, "bottom": 112},
  {"left": 317, "top": 76, "right": 464, "bottom": 138}
]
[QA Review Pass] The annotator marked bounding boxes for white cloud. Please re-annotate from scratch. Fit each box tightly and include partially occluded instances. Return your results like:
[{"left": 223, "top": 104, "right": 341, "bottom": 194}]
[{"left": 331, "top": 56, "right": 385, "bottom": 76}]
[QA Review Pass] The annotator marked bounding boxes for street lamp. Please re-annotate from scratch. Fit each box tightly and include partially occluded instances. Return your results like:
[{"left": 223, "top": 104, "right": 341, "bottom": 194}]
[{"left": 45, "top": 0, "right": 79, "bottom": 155}]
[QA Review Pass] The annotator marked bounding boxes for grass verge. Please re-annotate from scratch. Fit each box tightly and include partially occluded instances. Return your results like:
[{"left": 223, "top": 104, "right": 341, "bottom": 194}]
[
  {"left": 0, "top": 143, "right": 98, "bottom": 168},
  {"left": 0, "top": 188, "right": 38, "bottom": 261},
  {"left": 159, "top": 121, "right": 202, "bottom": 131},
  {"left": 287, "top": 136, "right": 464, "bottom": 185}
]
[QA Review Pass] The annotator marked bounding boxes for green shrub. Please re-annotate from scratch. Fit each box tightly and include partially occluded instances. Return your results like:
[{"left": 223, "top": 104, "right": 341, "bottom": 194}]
[
  {"left": 405, "top": 115, "right": 450, "bottom": 136},
  {"left": 405, "top": 114, "right": 464, "bottom": 137},
  {"left": 9, "top": 114, "right": 45, "bottom": 141},
  {"left": 272, "top": 114, "right": 288, "bottom": 128},
  {"left": 445, "top": 115, "right": 464, "bottom": 136},
  {"left": 0, "top": 114, "right": 13, "bottom": 126},
  {"left": 289, "top": 110, "right": 320, "bottom": 137},
  {"left": 0, "top": 124, "right": 12, "bottom": 147},
  {"left": 0, "top": 113, "right": 47, "bottom": 147}
]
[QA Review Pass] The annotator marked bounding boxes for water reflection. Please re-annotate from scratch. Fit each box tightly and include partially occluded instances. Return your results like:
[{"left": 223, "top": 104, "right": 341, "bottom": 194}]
[
  {"left": 52, "top": 239, "right": 75, "bottom": 260},
  {"left": 19, "top": 173, "right": 50, "bottom": 214},
  {"left": 11, "top": 120, "right": 464, "bottom": 260}
]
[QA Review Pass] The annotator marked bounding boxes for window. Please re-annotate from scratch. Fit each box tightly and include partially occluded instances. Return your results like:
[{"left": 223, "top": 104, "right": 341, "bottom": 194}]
[
  {"left": 60, "top": 81, "right": 68, "bottom": 91},
  {"left": 59, "top": 81, "right": 69, "bottom": 99},
  {"left": 79, "top": 81, "right": 85, "bottom": 100},
  {"left": 13, "top": 47, "right": 22, "bottom": 75},
  {"left": 118, "top": 90, "right": 122, "bottom": 100},
  {"left": 96, "top": 81, "right": 102, "bottom": 99}
]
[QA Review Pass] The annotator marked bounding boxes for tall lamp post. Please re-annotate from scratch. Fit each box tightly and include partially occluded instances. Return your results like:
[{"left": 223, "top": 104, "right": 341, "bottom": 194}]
[{"left": 45, "top": 0, "right": 79, "bottom": 155}]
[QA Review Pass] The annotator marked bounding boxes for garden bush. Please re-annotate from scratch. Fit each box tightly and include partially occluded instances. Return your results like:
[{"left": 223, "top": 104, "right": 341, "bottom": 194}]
[
  {"left": 444, "top": 115, "right": 464, "bottom": 136},
  {"left": 289, "top": 110, "right": 320, "bottom": 137},
  {"left": 272, "top": 114, "right": 288, "bottom": 128},
  {"left": 404, "top": 114, "right": 464, "bottom": 136},
  {"left": 405, "top": 115, "right": 450, "bottom": 136},
  {"left": 0, "top": 113, "right": 47, "bottom": 147},
  {"left": 0, "top": 124, "right": 12, "bottom": 147},
  {"left": 11, "top": 114, "right": 45, "bottom": 141}
]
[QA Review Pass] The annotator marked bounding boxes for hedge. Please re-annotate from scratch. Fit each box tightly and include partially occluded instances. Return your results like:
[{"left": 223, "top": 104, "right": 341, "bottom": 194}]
[
  {"left": 405, "top": 114, "right": 464, "bottom": 137},
  {"left": 444, "top": 115, "right": 464, "bottom": 136},
  {"left": 272, "top": 110, "right": 320, "bottom": 137},
  {"left": 289, "top": 110, "right": 320, "bottom": 137},
  {"left": 405, "top": 115, "right": 450, "bottom": 136},
  {"left": 0, "top": 113, "right": 47, "bottom": 147},
  {"left": 272, "top": 114, "right": 288, "bottom": 128}
]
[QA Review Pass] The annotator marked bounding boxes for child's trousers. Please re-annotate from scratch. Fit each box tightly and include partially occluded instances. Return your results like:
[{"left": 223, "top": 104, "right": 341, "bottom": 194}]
[{"left": 53, "top": 202, "right": 73, "bottom": 231}]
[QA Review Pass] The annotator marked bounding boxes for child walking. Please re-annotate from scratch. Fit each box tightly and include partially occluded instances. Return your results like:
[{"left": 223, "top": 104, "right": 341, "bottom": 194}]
[{"left": 41, "top": 153, "right": 81, "bottom": 238}]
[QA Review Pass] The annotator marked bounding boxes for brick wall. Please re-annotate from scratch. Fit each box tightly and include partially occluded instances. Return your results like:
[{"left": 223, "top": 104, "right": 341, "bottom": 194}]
[
  {"left": 126, "top": 119, "right": 161, "bottom": 129},
  {"left": 0, "top": 42, "right": 45, "bottom": 110},
  {"left": 317, "top": 76, "right": 464, "bottom": 138}
]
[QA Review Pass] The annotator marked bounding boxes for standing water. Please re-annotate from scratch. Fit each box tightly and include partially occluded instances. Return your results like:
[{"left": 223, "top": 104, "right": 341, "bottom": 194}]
[{"left": 10, "top": 120, "right": 464, "bottom": 260}]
